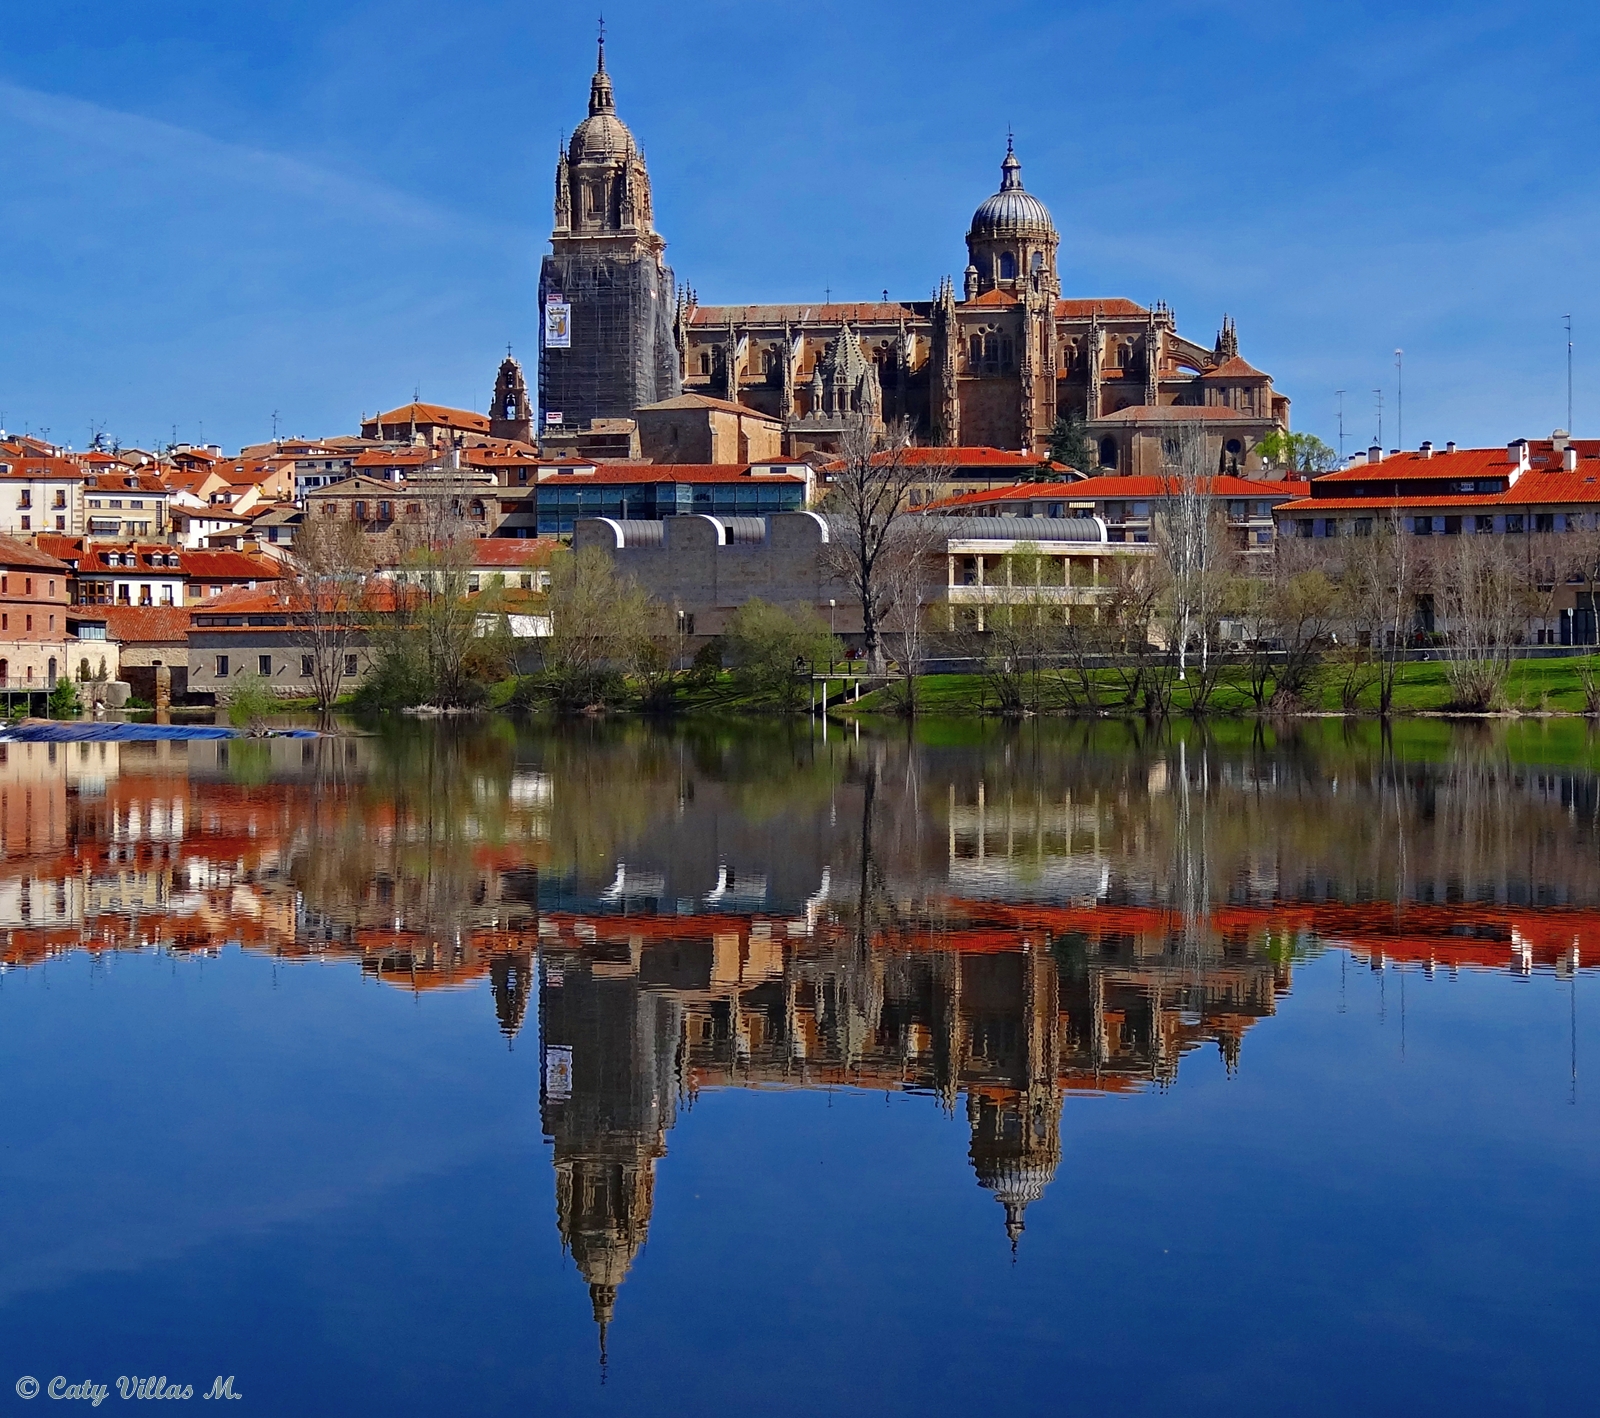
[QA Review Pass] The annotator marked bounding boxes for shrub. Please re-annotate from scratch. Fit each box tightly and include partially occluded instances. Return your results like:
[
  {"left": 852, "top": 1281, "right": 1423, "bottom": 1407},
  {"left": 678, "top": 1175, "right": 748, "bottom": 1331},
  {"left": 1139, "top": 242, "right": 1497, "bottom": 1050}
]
[
  {"left": 47, "top": 680, "right": 82, "bottom": 719},
  {"left": 225, "top": 673, "right": 276, "bottom": 734},
  {"left": 725, "top": 600, "right": 838, "bottom": 711}
]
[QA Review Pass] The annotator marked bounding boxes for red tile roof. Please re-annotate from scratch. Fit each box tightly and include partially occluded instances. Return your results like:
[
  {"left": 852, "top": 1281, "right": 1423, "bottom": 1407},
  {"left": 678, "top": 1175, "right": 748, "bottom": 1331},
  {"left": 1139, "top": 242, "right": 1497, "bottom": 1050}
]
[
  {"left": 181, "top": 550, "right": 282, "bottom": 581},
  {"left": 1281, "top": 440, "right": 1600, "bottom": 511},
  {"left": 472, "top": 539, "right": 559, "bottom": 567},
  {"left": 927, "top": 474, "right": 1294, "bottom": 511},
  {"left": 0, "top": 536, "right": 71, "bottom": 572},
  {"left": 688, "top": 302, "right": 912, "bottom": 326},
  {"left": 368, "top": 403, "right": 491, "bottom": 433},
  {"left": 1056, "top": 298, "right": 1148, "bottom": 319},
  {"left": 100, "top": 606, "right": 191, "bottom": 644},
  {"left": 1314, "top": 440, "right": 1588, "bottom": 484},
  {"left": 637, "top": 393, "right": 780, "bottom": 419},
  {"left": 538, "top": 462, "right": 807, "bottom": 485},
  {"left": 1205, "top": 355, "right": 1269, "bottom": 379}
]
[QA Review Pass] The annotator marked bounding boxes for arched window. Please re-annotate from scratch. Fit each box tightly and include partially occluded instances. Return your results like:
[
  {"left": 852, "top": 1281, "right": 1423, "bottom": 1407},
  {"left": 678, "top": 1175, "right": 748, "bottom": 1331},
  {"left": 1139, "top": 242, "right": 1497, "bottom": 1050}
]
[
  {"left": 1099, "top": 437, "right": 1118, "bottom": 469},
  {"left": 1030, "top": 251, "right": 1044, "bottom": 273},
  {"left": 47, "top": 658, "right": 56, "bottom": 688},
  {"left": 999, "top": 252, "right": 1017, "bottom": 280},
  {"left": 976, "top": 254, "right": 992, "bottom": 278},
  {"left": 969, "top": 335, "right": 983, "bottom": 366},
  {"left": 1225, "top": 438, "right": 1243, "bottom": 456},
  {"left": 699, "top": 353, "right": 711, "bottom": 376}
]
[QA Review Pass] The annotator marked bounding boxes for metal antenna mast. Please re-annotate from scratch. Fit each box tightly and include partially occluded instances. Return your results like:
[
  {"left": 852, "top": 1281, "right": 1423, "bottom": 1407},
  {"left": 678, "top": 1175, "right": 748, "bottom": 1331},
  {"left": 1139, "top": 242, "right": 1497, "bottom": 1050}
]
[
  {"left": 1565, "top": 314, "right": 1573, "bottom": 434},
  {"left": 1394, "top": 349, "right": 1404, "bottom": 451},
  {"left": 1335, "top": 390, "right": 1345, "bottom": 459},
  {"left": 1373, "top": 389, "right": 1383, "bottom": 450}
]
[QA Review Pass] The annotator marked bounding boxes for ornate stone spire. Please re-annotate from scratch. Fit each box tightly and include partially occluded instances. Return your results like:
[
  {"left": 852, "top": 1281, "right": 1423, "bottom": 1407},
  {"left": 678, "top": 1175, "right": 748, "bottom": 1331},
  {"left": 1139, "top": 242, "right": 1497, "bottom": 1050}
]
[{"left": 589, "top": 27, "right": 614, "bottom": 115}]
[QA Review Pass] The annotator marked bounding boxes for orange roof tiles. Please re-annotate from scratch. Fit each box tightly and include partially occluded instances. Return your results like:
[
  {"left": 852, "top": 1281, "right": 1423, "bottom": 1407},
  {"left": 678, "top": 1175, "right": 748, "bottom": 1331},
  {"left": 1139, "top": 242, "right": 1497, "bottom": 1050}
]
[
  {"left": 368, "top": 402, "right": 491, "bottom": 433},
  {"left": 181, "top": 549, "right": 282, "bottom": 581},
  {"left": 0, "top": 536, "right": 70, "bottom": 572},
  {"left": 927, "top": 474, "right": 1293, "bottom": 511},
  {"left": 1056, "top": 298, "right": 1149, "bottom": 318},
  {"left": 99, "top": 606, "right": 191, "bottom": 644},
  {"left": 539, "top": 462, "right": 806, "bottom": 485}
]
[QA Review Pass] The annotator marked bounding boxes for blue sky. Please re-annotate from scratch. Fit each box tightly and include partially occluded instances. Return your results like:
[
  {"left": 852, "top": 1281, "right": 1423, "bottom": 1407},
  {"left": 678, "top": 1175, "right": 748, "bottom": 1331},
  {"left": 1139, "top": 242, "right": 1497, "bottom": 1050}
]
[{"left": 1, "top": 0, "right": 1596, "bottom": 454}]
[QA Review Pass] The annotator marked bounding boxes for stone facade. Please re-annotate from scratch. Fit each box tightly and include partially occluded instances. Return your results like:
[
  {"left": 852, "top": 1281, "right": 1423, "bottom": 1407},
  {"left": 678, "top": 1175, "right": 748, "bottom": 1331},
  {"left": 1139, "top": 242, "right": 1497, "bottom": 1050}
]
[{"left": 537, "top": 37, "right": 680, "bottom": 432}]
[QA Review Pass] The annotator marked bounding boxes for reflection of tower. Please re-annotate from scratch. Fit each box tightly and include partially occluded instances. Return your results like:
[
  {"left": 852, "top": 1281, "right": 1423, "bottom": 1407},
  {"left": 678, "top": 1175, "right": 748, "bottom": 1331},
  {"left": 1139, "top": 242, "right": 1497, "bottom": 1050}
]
[
  {"left": 959, "top": 946, "right": 1062, "bottom": 1250},
  {"left": 539, "top": 952, "right": 683, "bottom": 1355},
  {"left": 490, "top": 951, "right": 533, "bottom": 1040}
]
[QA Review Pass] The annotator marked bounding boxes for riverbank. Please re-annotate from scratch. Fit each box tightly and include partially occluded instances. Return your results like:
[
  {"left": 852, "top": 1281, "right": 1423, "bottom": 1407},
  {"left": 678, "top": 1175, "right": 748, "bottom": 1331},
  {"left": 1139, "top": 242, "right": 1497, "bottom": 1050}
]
[{"left": 841, "top": 654, "right": 1600, "bottom": 718}]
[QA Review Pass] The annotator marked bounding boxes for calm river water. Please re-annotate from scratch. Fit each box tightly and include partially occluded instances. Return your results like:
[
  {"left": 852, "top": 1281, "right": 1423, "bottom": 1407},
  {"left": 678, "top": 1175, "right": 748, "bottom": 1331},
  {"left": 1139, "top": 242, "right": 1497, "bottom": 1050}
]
[{"left": 0, "top": 718, "right": 1596, "bottom": 1415}]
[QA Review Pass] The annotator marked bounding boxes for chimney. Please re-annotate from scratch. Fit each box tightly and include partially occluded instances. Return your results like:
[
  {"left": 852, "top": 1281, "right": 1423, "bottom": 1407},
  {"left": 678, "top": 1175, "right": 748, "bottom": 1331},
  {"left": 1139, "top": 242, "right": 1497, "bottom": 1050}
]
[
  {"left": 1565, "top": 446, "right": 1579, "bottom": 471},
  {"left": 1508, "top": 438, "right": 1530, "bottom": 482},
  {"left": 1553, "top": 428, "right": 1570, "bottom": 453},
  {"left": 1419, "top": 440, "right": 1433, "bottom": 458},
  {"left": 1446, "top": 441, "right": 1457, "bottom": 454},
  {"left": 1367, "top": 444, "right": 1383, "bottom": 464}
]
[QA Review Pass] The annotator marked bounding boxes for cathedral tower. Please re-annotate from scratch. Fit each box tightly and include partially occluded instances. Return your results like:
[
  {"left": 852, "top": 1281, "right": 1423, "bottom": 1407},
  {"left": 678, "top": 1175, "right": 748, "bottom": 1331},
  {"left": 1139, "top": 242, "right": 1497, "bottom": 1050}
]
[
  {"left": 965, "top": 138, "right": 1059, "bottom": 300},
  {"left": 538, "top": 33, "right": 681, "bottom": 433}
]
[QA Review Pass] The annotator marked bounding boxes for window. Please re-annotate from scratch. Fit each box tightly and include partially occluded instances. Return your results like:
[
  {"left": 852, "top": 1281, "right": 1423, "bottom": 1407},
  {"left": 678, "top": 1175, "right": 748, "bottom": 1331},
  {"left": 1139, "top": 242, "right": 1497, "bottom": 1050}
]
[
  {"left": 17, "top": 491, "right": 30, "bottom": 509},
  {"left": 1475, "top": 515, "right": 1495, "bottom": 533},
  {"left": 138, "top": 586, "right": 151, "bottom": 606},
  {"left": 1098, "top": 437, "right": 1118, "bottom": 469},
  {"left": 1355, "top": 518, "right": 1373, "bottom": 536},
  {"left": 467, "top": 575, "right": 481, "bottom": 593},
  {"left": 354, "top": 501, "right": 367, "bottom": 521},
  {"left": 19, "top": 517, "right": 28, "bottom": 531},
  {"left": 216, "top": 655, "right": 229, "bottom": 677},
  {"left": 999, "top": 251, "right": 1017, "bottom": 280},
  {"left": 88, "top": 499, "right": 101, "bottom": 509},
  {"left": 54, "top": 517, "right": 63, "bottom": 532},
  {"left": 301, "top": 656, "right": 314, "bottom": 677},
  {"left": 1535, "top": 513, "right": 1556, "bottom": 533},
  {"left": 51, "top": 491, "right": 64, "bottom": 509},
  {"left": 343, "top": 654, "right": 358, "bottom": 676},
  {"left": 24, "top": 615, "right": 32, "bottom": 632},
  {"left": 258, "top": 655, "right": 272, "bottom": 675},
  {"left": 2, "top": 615, "right": 7, "bottom": 631},
  {"left": 1443, "top": 515, "right": 1462, "bottom": 535},
  {"left": 47, "top": 581, "right": 53, "bottom": 598},
  {"left": 209, "top": 585, "right": 221, "bottom": 597},
  {"left": 378, "top": 501, "right": 391, "bottom": 520},
  {"left": 1296, "top": 519, "right": 1313, "bottom": 538},
  {"left": 1506, "top": 514, "right": 1525, "bottom": 533},
  {"left": 677, "top": 610, "right": 695, "bottom": 636},
  {"left": 129, "top": 499, "right": 143, "bottom": 510},
  {"left": 1413, "top": 516, "right": 1434, "bottom": 535},
  {"left": 117, "top": 585, "right": 130, "bottom": 603}
]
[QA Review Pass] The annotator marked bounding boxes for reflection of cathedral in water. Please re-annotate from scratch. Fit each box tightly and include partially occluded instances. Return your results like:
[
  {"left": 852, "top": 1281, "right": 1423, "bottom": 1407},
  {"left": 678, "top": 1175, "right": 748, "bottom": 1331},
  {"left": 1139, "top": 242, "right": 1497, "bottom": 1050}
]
[{"left": 535, "top": 916, "right": 1289, "bottom": 1339}]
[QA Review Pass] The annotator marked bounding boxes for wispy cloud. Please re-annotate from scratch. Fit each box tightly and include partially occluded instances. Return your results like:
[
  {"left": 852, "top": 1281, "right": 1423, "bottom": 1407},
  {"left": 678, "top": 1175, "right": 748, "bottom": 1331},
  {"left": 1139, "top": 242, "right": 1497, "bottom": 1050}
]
[{"left": 0, "top": 78, "right": 510, "bottom": 242}]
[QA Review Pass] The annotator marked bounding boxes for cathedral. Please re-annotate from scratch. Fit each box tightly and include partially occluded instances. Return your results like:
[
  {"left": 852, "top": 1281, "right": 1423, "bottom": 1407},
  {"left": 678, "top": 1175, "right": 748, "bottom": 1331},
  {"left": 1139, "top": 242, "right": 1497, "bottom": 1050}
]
[{"left": 538, "top": 37, "right": 1290, "bottom": 475}]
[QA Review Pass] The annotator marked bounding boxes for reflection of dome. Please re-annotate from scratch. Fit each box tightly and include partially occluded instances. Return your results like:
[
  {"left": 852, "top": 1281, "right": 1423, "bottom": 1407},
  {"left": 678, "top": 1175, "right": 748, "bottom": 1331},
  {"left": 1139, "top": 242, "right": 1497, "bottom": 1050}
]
[
  {"left": 969, "top": 139, "right": 1056, "bottom": 241},
  {"left": 976, "top": 1158, "right": 1056, "bottom": 1247},
  {"left": 967, "top": 1090, "right": 1062, "bottom": 1251}
]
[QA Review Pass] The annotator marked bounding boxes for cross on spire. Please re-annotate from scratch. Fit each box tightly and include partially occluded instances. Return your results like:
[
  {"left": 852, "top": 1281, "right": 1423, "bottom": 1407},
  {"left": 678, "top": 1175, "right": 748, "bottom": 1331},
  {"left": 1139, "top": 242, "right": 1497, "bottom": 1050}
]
[{"left": 597, "top": 13, "right": 606, "bottom": 68}]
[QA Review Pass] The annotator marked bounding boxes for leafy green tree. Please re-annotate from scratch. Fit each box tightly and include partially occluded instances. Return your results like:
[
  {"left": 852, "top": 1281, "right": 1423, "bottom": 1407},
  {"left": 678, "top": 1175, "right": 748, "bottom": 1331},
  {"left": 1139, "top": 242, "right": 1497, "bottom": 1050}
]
[
  {"left": 1044, "top": 413, "right": 1097, "bottom": 475},
  {"left": 725, "top": 599, "right": 839, "bottom": 711},
  {"left": 47, "top": 679, "right": 82, "bottom": 719},
  {"left": 1255, "top": 430, "right": 1340, "bottom": 476}
]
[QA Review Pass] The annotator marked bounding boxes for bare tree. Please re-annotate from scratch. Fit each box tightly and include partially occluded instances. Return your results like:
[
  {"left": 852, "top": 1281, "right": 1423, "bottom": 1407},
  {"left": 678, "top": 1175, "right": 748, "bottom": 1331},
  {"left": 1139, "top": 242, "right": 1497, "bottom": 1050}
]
[
  {"left": 539, "top": 545, "right": 653, "bottom": 711},
  {"left": 288, "top": 513, "right": 375, "bottom": 729},
  {"left": 1438, "top": 532, "right": 1530, "bottom": 709},
  {"left": 877, "top": 514, "right": 948, "bottom": 714},
  {"left": 1337, "top": 511, "right": 1415, "bottom": 716},
  {"left": 1155, "top": 423, "right": 1226, "bottom": 682},
  {"left": 821, "top": 418, "right": 943, "bottom": 673}
]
